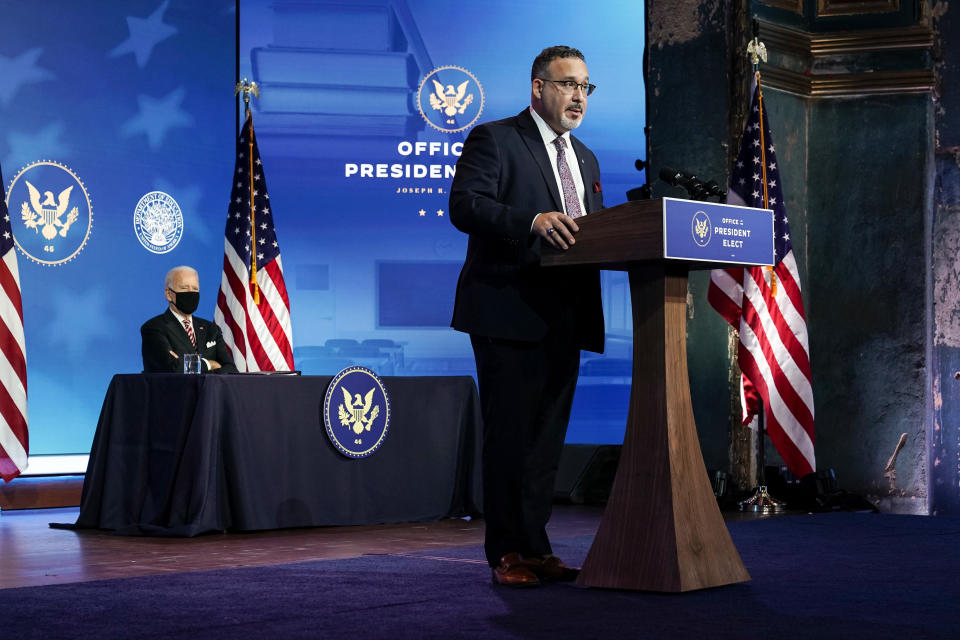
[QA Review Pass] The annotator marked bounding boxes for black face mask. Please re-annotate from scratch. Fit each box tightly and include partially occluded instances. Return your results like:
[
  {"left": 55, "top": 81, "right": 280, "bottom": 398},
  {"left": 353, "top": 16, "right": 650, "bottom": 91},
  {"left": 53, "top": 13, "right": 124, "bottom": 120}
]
[{"left": 171, "top": 290, "right": 200, "bottom": 315}]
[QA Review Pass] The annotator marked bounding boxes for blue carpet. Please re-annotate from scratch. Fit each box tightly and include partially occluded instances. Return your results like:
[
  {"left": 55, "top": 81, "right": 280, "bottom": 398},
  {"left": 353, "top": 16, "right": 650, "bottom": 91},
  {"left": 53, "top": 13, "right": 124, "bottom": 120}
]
[{"left": 3, "top": 513, "right": 959, "bottom": 639}]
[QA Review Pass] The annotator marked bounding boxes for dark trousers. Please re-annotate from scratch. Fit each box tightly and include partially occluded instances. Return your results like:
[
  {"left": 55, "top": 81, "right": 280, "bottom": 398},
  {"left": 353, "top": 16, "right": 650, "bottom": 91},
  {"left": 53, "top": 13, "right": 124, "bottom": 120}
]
[{"left": 470, "top": 330, "right": 581, "bottom": 567}]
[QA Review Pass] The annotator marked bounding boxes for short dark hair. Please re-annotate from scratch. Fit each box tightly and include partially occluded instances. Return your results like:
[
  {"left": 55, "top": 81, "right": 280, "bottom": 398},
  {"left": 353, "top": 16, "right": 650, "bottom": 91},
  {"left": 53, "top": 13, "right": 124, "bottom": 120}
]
[{"left": 531, "top": 46, "right": 585, "bottom": 81}]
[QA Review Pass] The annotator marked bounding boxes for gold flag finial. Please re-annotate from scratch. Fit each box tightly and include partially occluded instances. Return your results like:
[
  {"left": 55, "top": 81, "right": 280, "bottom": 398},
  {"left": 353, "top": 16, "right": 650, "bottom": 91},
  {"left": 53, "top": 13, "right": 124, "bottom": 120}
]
[
  {"left": 746, "top": 19, "right": 767, "bottom": 70},
  {"left": 234, "top": 78, "right": 260, "bottom": 108}
]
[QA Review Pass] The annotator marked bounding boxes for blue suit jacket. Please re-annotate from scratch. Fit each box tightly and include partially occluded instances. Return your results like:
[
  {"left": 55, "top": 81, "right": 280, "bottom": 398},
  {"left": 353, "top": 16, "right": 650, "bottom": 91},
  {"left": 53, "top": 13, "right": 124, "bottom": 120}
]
[{"left": 449, "top": 109, "right": 604, "bottom": 353}]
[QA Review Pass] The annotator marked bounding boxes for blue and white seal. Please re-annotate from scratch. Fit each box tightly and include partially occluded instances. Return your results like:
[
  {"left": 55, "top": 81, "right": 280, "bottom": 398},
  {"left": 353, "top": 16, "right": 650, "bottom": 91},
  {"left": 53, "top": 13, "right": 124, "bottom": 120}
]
[
  {"left": 7, "top": 160, "right": 93, "bottom": 266},
  {"left": 416, "top": 65, "right": 484, "bottom": 133},
  {"left": 134, "top": 190, "right": 182, "bottom": 254},
  {"left": 323, "top": 366, "right": 391, "bottom": 458}
]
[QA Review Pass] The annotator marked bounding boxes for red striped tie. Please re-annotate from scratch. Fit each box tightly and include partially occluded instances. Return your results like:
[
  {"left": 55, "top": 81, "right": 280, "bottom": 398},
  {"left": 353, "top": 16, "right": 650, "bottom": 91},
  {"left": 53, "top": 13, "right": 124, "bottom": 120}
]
[{"left": 184, "top": 317, "right": 196, "bottom": 347}]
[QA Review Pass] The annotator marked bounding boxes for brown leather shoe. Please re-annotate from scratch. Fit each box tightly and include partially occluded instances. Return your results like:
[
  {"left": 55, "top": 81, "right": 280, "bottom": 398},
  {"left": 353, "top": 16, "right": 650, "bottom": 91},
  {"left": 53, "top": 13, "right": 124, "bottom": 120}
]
[
  {"left": 491, "top": 553, "right": 541, "bottom": 587},
  {"left": 522, "top": 555, "right": 580, "bottom": 582}
]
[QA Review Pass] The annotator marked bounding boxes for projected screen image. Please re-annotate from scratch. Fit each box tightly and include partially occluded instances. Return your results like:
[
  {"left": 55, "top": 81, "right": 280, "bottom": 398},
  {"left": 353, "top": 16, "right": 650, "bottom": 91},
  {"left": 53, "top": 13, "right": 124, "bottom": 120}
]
[
  {"left": 1, "top": 1, "right": 235, "bottom": 456},
  {"left": 1, "top": 0, "right": 644, "bottom": 461},
  {"left": 240, "top": 0, "right": 645, "bottom": 445}
]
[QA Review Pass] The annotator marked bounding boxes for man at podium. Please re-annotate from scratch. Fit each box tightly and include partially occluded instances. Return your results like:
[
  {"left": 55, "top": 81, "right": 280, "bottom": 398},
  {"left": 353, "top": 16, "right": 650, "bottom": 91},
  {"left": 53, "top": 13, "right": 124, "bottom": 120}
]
[{"left": 449, "top": 45, "right": 605, "bottom": 587}]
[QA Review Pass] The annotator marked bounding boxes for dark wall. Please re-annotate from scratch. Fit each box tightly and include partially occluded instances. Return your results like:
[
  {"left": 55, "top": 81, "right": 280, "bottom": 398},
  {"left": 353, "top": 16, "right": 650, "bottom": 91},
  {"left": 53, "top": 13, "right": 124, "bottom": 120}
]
[
  {"left": 647, "top": 0, "right": 940, "bottom": 512},
  {"left": 646, "top": 0, "right": 738, "bottom": 475},
  {"left": 932, "top": 2, "right": 960, "bottom": 514}
]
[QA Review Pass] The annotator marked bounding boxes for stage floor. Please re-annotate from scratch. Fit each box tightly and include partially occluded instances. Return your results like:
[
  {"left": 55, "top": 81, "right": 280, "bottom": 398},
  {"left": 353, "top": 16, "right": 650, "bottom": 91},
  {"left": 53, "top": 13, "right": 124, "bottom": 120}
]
[
  {"left": 0, "top": 504, "right": 611, "bottom": 590},
  {"left": 4, "top": 507, "right": 959, "bottom": 638}
]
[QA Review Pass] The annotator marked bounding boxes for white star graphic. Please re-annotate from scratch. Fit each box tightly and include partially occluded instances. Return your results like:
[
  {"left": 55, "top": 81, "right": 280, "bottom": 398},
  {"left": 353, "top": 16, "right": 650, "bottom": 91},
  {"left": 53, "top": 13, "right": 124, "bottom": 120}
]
[
  {"left": 783, "top": 233, "right": 790, "bottom": 241},
  {"left": 768, "top": 162, "right": 776, "bottom": 171},
  {"left": 0, "top": 48, "right": 54, "bottom": 108},
  {"left": 753, "top": 156, "right": 761, "bottom": 165},
  {"left": 5, "top": 122, "right": 68, "bottom": 169},
  {"left": 259, "top": 238, "right": 265, "bottom": 245},
  {"left": 752, "top": 173, "right": 760, "bottom": 181},
  {"left": 257, "top": 252, "right": 264, "bottom": 260},
  {"left": 109, "top": 0, "right": 179, "bottom": 68},
  {"left": 768, "top": 180, "right": 777, "bottom": 188},
  {"left": 770, "top": 197, "right": 777, "bottom": 205},
  {"left": 121, "top": 87, "right": 194, "bottom": 150},
  {"left": 752, "top": 190, "right": 760, "bottom": 199},
  {"left": 260, "top": 222, "right": 267, "bottom": 230},
  {"left": 272, "top": 241, "right": 278, "bottom": 248},
  {"left": 47, "top": 287, "right": 113, "bottom": 358}
]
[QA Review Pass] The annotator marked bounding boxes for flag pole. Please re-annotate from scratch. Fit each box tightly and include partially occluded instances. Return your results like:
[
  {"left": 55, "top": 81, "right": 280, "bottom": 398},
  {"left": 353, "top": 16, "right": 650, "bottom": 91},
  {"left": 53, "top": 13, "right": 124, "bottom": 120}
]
[
  {"left": 234, "top": 78, "right": 261, "bottom": 304},
  {"left": 737, "top": 21, "right": 786, "bottom": 513}
]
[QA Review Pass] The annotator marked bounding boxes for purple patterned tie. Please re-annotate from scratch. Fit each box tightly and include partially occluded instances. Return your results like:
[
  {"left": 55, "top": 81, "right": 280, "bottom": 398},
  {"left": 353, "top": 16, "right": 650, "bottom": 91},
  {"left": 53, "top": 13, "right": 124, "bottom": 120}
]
[{"left": 553, "top": 136, "right": 583, "bottom": 219}]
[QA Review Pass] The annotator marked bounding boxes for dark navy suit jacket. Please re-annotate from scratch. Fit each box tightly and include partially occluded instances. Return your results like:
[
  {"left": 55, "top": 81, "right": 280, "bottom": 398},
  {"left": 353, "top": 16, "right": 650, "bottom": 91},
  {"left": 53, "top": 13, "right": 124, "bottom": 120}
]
[
  {"left": 449, "top": 109, "right": 604, "bottom": 353},
  {"left": 141, "top": 308, "right": 238, "bottom": 373}
]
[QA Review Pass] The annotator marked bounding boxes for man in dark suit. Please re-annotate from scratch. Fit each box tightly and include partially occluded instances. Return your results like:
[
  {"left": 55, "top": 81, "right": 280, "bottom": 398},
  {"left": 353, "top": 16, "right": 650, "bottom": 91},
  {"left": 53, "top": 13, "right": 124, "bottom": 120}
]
[
  {"left": 141, "top": 266, "right": 237, "bottom": 374},
  {"left": 450, "top": 46, "right": 604, "bottom": 587}
]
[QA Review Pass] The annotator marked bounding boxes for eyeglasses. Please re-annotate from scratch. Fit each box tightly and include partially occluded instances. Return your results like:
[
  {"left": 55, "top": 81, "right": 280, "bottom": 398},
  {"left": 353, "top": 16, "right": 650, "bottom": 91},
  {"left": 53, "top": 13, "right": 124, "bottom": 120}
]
[{"left": 539, "top": 78, "right": 596, "bottom": 96}]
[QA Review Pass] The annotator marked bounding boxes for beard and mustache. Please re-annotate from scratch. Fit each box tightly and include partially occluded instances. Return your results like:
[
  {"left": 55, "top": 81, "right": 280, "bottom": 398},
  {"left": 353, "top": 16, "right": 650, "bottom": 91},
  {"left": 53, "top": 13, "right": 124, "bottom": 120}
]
[{"left": 559, "top": 103, "right": 584, "bottom": 131}]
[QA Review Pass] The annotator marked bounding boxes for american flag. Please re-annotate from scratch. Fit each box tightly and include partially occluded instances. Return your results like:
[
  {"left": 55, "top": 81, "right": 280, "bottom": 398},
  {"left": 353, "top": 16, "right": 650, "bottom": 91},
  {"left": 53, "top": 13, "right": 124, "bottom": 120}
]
[
  {"left": 707, "top": 81, "right": 816, "bottom": 478},
  {"left": 0, "top": 163, "right": 28, "bottom": 481},
  {"left": 215, "top": 113, "right": 294, "bottom": 372}
]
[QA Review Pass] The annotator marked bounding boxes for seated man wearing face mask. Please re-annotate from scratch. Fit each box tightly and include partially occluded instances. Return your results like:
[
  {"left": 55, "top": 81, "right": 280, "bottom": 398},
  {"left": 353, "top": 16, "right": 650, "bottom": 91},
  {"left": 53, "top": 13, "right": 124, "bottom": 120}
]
[{"left": 141, "top": 265, "right": 237, "bottom": 374}]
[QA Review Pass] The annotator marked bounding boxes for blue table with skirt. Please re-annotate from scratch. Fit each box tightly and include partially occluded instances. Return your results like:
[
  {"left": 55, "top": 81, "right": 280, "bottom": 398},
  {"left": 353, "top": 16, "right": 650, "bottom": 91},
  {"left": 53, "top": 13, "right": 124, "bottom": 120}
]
[{"left": 74, "top": 374, "right": 483, "bottom": 536}]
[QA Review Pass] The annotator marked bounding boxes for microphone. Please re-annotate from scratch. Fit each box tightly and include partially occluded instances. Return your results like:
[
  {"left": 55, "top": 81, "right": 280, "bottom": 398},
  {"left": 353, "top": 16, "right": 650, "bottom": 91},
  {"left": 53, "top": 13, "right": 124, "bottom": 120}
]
[
  {"left": 658, "top": 167, "right": 725, "bottom": 201},
  {"left": 701, "top": 179, "right": 726, "bottom": 199}
]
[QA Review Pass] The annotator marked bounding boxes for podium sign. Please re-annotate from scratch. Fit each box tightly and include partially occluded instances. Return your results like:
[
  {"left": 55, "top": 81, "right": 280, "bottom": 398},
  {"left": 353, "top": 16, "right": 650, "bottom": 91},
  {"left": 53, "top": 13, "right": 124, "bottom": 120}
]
[{"left": 663, "top": 197, "right": 774, "bottom": 266}]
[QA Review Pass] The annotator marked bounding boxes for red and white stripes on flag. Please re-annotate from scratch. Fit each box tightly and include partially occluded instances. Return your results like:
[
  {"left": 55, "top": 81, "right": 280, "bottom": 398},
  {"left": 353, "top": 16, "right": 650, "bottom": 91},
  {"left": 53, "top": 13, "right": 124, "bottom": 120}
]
[
  {"left": 707, "top": 80, "right": 815, "bottom": 478},
  {"left": 0, "top": 163, "right": 28, "bottom": 482},
  {"left": 215, "top": 113, "right": 294, "bottom": 372}
]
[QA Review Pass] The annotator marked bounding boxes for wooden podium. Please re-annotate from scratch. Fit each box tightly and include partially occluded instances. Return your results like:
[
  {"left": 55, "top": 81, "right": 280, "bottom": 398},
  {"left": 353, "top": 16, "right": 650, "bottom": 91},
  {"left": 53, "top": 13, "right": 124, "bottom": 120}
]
[{"left": 542, "top": 198, "right": 752, "bottom": 592}]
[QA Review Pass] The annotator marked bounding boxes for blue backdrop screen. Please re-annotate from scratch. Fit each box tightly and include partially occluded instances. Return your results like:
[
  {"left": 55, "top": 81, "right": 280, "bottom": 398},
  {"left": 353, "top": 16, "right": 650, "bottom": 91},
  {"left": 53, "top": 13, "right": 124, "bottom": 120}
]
[{"left": 1, "top": 0, "right": 644, "bottom": 460}]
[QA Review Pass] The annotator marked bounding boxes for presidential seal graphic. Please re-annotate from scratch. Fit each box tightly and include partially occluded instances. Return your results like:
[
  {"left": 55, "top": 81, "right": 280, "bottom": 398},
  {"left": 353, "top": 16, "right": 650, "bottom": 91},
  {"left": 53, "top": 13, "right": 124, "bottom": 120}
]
[
  {"left": 6, "top": 160, "right": 92, "bottom": 266},
  {"left": 134, "top": 191, "right": 183, "bottom": 254},
  {"left": 416, "top": 65, "right": 484, "bottom": 133},
  {"left": 323, "top": 366, "right": 391, "bottom": 458},
  {"left": 691, "top": 210, "right": 712, "bottom": 247}
]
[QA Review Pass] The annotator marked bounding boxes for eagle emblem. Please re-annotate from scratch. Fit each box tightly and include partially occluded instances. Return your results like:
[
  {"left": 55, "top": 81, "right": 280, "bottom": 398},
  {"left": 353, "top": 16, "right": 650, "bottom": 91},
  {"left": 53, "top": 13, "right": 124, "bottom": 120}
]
[
  {"left": 429, "top": 79, "right": 473, "bottom": 117},
  {"left": 21, "top": 181, "right": 79, "bottom": 241},
  {"left": 338, "top": 386, "right": 381, "bottom": 435},
  {"left": 694, "top": 217, "right": 709, "bottom": 240}
]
